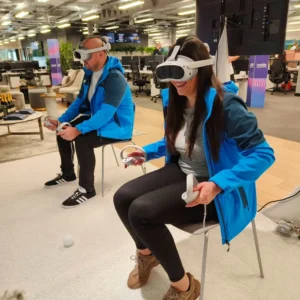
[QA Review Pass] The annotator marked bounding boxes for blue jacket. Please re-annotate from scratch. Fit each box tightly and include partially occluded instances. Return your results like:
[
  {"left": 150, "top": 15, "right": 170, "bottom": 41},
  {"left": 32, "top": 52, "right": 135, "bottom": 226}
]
[
  {"left": 58, "top": 56, "right": 134, "bottom": 140},
  {"left": 143, "top": 82, "right": 275, "bottom": 245}
]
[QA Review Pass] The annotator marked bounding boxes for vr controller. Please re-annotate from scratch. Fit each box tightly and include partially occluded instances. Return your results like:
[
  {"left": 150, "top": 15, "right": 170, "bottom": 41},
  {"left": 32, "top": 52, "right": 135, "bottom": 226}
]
[
  {"left": 56, "top": 122, "right": 72, "bottom": 133},
  {"left": 120, "top": 145, "right": 147, "bottom": 166},
  {"left": 182, "top": 173, "right": 199, "bottom": 203}
]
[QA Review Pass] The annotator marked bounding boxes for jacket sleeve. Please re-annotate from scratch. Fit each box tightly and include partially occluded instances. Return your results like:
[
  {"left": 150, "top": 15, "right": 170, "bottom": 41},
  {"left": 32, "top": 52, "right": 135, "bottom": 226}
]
[
  {"left": 143, "top": 137, "right": 167, "bottom": 161},
  {"left": 58, "top": 82, "right": 85, "bottom": 123},
  {"left": 76, "top": 71, "right": 127, "bottom": 134},
  {"left": 209, "top": 95, "right": 275, "bottom": 193}
]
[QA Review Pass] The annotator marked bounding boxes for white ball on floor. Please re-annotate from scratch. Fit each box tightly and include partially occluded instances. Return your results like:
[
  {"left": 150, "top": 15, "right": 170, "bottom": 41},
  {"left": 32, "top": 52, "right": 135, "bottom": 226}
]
[{"left": 63, "top": 234, "right": 74, "bottom": 247}]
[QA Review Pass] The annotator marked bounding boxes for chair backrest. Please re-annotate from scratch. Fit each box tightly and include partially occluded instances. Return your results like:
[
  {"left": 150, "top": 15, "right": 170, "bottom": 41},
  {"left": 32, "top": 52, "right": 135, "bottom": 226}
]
[
  {"left": 70, "top": 70, "right": 84, "bottom": 87},
  {"left": 269, "top": 59, "right": 286, "bottom": 83},
  {"left": 130, "top": 61, "right": 141, "bottom": 81}
]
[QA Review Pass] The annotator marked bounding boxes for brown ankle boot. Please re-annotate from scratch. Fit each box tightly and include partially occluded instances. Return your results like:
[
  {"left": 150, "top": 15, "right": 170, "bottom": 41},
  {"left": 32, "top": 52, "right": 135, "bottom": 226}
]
[
  {"left": 127, "top": 251, "right": 160, "bottom": 289},
  {"left": 162, "top": 273, "right": 200, "bottom": 300}
]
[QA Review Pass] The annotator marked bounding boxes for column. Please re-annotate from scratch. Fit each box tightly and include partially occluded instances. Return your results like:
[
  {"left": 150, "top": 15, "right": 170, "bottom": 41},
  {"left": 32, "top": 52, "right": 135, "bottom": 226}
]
[{"left": 46, "top": 39, "right": 63, "bottom": 86}]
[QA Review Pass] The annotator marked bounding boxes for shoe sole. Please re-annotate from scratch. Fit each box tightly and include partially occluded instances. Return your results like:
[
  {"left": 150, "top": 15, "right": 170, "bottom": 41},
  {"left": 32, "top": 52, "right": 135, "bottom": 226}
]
[
  {"left": 44, "top": 179, "right": 76, "bottom": 188},
  {"left": 128, "top": 259, "right": 160, "bottom": 289}
]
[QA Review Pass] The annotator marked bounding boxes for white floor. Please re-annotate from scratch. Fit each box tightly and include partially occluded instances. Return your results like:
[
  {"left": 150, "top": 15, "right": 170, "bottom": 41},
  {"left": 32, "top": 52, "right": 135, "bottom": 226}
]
[{"left": 1, "top": 149, "right": 300, "bottom": 300}]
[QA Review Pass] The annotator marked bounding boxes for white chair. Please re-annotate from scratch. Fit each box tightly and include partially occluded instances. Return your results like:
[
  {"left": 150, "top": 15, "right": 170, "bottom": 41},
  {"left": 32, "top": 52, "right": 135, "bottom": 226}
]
[
  {"left": 59, "top": 70, "right": 84, "bottom": 94},
  {"left": 174, "top": 218, "right": 264, "bottom": 300}
]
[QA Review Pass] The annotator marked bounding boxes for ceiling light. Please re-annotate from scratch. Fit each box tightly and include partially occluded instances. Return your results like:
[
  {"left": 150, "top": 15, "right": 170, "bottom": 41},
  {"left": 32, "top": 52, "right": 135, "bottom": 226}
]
[
  {"left": 119, "top": 1, "right": 144, "bottom": 10},
  {"left": 82, "top": 15, "right": 99, "bottom": 21},
  {"left": 57, "top": 18, "right": 69, "bottom": 23},
  {"left": 295, "top": 5, "right": 300, "bottom": 8},
  {"left": 1, "top": 21, "right": 11, "bottom": 26},
  {"left": 149, "top": 32, "right": 162, "bottom": 36},
  {"left": 41, "top": 29, "right": 51, "bottom": 33},
  {"left": 178, "top": 10, "right": 196, "bottom": 16},
  {"left": 176, "top": 29, "right": 192, "bottom": 33},
  {"left": 105, "top": 25, "right": 119, "bottom": 30},
  {"left": 9, "top": 38, "right": 16, "bottom": 42},
  {"left": 83, "top": 9, "right": 98, "bottom": 15},
  {"left": 177, "top": 21, "right": 195, "bottom": 26},
  {"left": 289, "top": 21, "right": 300, "bottom": 25},
  {"left": 28, "top": 29, "right": 35, "bottom": 33},
  {"left": 287, "top": 28, "right": 300, "bottom": 32},
  {"left": 28, "top": 33, "right": 36, "bottom": 37},
  {"left": 15, "top": 11, "right": 29, "bottom": 18},
  {"left": 58, "top": 23, "right": 71, "bottom": 28},
  {"left": 4, "top": 41, "right": 9, "bottom": 44},
  {"left": 182, "top": 4, "right": 196, "bottom": 8},
  {"left": 18, "top": 36, "right": 25, "bottom": 40},
  {"left": 83, "top": 31, "right": 89, "bottom": 35},
  {"left": 135, "top": 18, "right": 153, "bottom": 23},
  {"left": 41, "top": 25, "right": 49, "bottom": 29},
  {"left": 0, "top": 43, "right": 3, "bottom": 46},
  {"left": 38, "top": 0, "right": 49, "bottom": 2}
]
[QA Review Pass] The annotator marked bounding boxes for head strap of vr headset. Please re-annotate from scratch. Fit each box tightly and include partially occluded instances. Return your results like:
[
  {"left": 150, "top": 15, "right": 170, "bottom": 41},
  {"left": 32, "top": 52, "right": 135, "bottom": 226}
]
[
  {"left": 79, "top": 35, "right": 110, "bottom": 52},
  {"left": 167, "top": 35, "right": 213, "bottom": 69}
]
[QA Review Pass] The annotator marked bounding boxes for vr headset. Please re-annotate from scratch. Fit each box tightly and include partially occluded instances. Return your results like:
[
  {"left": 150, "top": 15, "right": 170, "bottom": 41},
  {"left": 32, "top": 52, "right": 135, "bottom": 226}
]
[
  {"left": 156, "top": 45, "right": 214, "bottom": 82},
  {"left": 73, "top": 35, "right": 111, "bottom": 61}
]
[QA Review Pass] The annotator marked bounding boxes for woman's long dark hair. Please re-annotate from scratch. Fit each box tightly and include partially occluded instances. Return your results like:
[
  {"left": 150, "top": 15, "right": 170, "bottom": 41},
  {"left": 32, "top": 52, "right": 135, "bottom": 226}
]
[{"left": 165, "top": 36, "right": 224, "bottom": 162}]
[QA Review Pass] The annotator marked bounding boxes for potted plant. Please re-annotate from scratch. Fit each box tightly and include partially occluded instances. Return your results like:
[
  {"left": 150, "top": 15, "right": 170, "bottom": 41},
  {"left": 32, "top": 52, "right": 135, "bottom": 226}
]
[{"left": 59, "top": 41, "right": 74, "bottom": 75}]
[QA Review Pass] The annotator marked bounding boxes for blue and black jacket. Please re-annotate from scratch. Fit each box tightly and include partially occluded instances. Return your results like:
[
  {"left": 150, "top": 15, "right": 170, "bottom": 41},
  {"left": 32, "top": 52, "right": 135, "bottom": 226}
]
[
  {"left": 143, "top": 81, "right": 275, "bottom": 245},
  {"left": 58, "top": 56, "right": 134, "bottom": 140}
]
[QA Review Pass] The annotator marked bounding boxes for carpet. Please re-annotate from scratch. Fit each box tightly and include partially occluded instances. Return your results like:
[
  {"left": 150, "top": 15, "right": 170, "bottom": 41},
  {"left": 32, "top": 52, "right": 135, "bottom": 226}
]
[
  {"left": 0, "top": 112, "right": 145, "bottom": 164},
  {"left": 1, "top": 149, "right": 299, "bottom": 300}
]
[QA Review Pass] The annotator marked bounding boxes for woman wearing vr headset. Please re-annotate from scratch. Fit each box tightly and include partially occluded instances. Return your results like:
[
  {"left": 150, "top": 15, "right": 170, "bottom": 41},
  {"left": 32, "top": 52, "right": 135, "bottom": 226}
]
[{"left": 114, "top": 36, "right": 275, "bottom": 299}]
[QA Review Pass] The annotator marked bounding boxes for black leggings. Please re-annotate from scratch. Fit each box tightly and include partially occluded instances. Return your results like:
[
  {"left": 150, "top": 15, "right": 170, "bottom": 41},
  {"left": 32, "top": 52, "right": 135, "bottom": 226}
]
[{"left": 113, "top": 163, "right": 219, "bottom": 282}]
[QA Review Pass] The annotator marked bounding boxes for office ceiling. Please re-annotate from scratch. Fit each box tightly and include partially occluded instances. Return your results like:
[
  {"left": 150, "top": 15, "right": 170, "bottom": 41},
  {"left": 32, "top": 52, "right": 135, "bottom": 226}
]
[{"left": 0, "top": 0, "right": 299, "bottom": 43}]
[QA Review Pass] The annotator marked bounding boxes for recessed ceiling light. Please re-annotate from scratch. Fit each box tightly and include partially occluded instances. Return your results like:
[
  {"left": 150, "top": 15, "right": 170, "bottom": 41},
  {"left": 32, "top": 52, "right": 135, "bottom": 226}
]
[
  {"left": 83, "top": 31, "right": 89, "bottom": 35},
  {"left": 57, "top": 19, "right": 69, "bottom": 23},
  {"left": 41, "top": 25, "right": 49, "bottom": 29},
  {"left": 38, "top": 0, "right": 49, "bottom": 2},
  {"left": 1, "top": 21, "right": 11, "bottom": 26},
  {"left": 15, "top": 11, "right": 29, "bottom": 18},
  {"left": 119, "top": 1, "right": 144, "bottom": 10},
  {"left": 82, "top": 15, "right": 99, "bottom": 21},
  {"left": 58, "top": 23, "right": 71, "bottom": 28},
  {"left": 41, "top": 29, "right": 51, "bottom": 33},
  {"left": 10, "top": 38, "right": 16, "bottom": 42},
  {"left": 105, "top": 25, "right": 119, "bottom": 30},
  {"left": 178, "top": 10, "right": 196, "bottom": 16},
  {"left": 28, "top": 33, "right": 36, "bottom": 37},
  {"left": 177, "top": 21, "right": 195, "bottom": 26},
  {"left": 83, "top": 9, "right": 98, "bottom": 15},
  {"left": 18, "top": 36, "right": 25, "bottom": 40},
  {"left": 135, "top": 18, "right": 153, "bottom": 23}
]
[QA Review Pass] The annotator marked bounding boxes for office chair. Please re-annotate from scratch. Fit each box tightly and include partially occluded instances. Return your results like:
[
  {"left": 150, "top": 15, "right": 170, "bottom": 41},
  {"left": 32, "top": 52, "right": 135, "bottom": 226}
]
[
  {"left": 149, "top": 61, "right": 168, "bottom": 103},
  {"left": 266, "top": 59, "right": 289, "bottom": 95},
  {"left": 130, "top": 61, "right": 150, "bottom": 97},
  {"left": 21, "top": 69, "right": 36, "bottom": 86}
]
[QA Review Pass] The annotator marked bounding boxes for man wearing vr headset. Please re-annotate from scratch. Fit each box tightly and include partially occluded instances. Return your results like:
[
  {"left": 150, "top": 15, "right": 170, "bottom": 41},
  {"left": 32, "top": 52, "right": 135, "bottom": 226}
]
[
  {"left": 114, "top": 36, "right": 274, "bottom": 299},
  {"left": 44, "top": 36, "right": 134, "bottom": 208}
]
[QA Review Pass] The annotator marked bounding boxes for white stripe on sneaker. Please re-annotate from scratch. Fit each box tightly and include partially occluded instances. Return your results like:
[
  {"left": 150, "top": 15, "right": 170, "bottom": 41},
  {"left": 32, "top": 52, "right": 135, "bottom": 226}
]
[
  {"left": 57, "top": 180, "right": 62, "bottom": 183},
  {"left": 81, "top": 196, "right": 88, "bottom": 201},
  {"left": 76, "top": 199, "right": 82, "bottom": 204},
  {"left": 61, "top": 179, "right": 66, "bottom": 182},
  {"left": 79, "top": 197, "right": 86, "bottom": 202}
]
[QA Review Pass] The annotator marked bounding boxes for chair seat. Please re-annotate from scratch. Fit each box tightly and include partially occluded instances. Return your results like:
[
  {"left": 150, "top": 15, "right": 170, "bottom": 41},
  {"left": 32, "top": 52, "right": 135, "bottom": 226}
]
[
  {"left": 173, "top": 220, "right": 219, "bottom": 235},
  {"left": 133, "top": 80, "right": 146, "bottom": 86}
]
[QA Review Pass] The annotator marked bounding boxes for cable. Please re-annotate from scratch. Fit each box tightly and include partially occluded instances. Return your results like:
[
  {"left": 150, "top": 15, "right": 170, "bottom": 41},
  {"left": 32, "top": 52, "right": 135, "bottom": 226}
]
[{"left": 258, "top": 188, "right": 300, "bottom": 212}]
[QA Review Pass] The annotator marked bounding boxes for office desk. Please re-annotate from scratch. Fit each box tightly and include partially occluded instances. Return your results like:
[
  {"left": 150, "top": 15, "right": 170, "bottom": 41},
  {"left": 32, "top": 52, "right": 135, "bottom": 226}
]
[{"left": 124, "top": 69, "right": 152, "bottom": 75}]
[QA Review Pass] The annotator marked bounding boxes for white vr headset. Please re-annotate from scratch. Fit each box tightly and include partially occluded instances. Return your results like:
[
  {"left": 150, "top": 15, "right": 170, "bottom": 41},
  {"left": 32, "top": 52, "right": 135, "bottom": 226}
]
[
  {"left": 73, "top": 35, "right": 111, "bottom": 61},
  {"left": 156, "top": 45, "right": 214, "bottom": 82}
]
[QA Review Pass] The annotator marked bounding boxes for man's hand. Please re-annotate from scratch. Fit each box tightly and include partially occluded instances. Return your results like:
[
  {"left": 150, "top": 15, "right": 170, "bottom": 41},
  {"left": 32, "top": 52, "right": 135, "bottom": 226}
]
[
  {"left": 186, "top": 181, "right": 222, "bottom": 208},
  {"left": 57, "top": 127, "right": 81, "bottom": 141},
  {"left": 44, "top": 118, "right": 60, "bottom": 131}
]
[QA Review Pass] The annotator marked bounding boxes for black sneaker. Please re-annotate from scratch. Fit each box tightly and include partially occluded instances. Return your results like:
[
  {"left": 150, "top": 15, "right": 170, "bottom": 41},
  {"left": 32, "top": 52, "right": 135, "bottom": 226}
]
[
  {"left": 62, "top": 187, "right": 96, "bottom": 208},
  {"left": 45, "top": 173, "right": 76, "bottom": 187}
]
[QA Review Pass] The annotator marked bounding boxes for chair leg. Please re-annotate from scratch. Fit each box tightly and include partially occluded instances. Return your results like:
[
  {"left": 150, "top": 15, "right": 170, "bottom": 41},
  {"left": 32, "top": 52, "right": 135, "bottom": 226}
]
[
  {"left": 251, "top": 220, "right": 264, "bottom": 279},
  {"left": 200, "top": 231, "right": 209, "bottom": 300},
  {"left": 111, "top": 145, "right": 119, "bottom": 167},
  {"left": 101, "top": 145, "right": 105, "bottom": 197}
]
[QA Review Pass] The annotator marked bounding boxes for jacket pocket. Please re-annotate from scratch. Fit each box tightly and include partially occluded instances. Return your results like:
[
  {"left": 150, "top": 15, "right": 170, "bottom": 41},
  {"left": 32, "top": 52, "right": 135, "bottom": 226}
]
[{"left": 238, "top": 187, "right": 248, "bottom": 209}]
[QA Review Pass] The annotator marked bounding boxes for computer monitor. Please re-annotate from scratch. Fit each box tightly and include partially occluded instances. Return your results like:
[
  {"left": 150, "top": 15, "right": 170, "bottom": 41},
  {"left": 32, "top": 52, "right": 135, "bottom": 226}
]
[
  {"left": 154, "top": 55, "right": 164, "bottom": 64},
  {"left": 197, "top": 0, "right": 289, "bottom": 56},
  {"left": 121, "top": 56, "right": 132, "bottom": 66},
  {"left": 232, "top": 58, "right": 249, "bottom": 74},
  {"left": 144, "top": 56, "right": 156, "bottom": 67}
]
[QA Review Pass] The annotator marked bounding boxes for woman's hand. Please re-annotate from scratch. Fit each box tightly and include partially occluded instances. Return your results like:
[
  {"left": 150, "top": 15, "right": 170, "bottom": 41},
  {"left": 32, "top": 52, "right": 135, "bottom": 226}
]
[
  {"left": 125, "top": 151, "right": 145, "bottom": 168},
  {"left": 186, "top": 181, "right": 222, "bottom": 208}
]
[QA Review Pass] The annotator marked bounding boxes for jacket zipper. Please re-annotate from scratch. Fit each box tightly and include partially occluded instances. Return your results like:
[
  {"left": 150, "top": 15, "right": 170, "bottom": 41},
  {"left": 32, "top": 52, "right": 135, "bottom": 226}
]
[{"left": 202, "top": 110, "right": 230, "bottom": 251}]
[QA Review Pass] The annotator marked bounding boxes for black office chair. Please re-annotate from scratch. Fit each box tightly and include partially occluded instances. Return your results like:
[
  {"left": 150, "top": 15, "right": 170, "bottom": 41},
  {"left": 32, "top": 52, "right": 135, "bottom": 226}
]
[
  {"left": 266, "top": 59, "right": 288, "bottom": 95},
  {"left": 130, "top": 61, "right": 150, "bottom": 97},
  {"left": 149, "top": 61, "right": 168, "bottom": 103},
  {"left": 21, "top": 69, "right": 36, "bottom": 86}
]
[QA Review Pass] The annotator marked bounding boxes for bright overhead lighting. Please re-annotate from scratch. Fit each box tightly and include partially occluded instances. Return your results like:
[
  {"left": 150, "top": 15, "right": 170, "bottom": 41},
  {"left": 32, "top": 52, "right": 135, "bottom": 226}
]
[
  {"left": 15, "top": 11, "right": 29, "bottom": 18},
  {"left": 41, "top": 25, "right": 49, "bottom": 29},
  {"left": 1, "top": 21, "right": 11, "bottom": 26},
  {"left": 135, "top": 18, "right": 153, "bottom": 23},
  {"left": 176, "top": 29, "right": 192, "bottom": 33},
  {"left": 83, "top": 9, "right": 98, "bottom": 15},
  {"left": 28, "top": 33, "right": 36, "bottom": 37},
  {"left": 4, "top": 41, "right": 9, "bottom": 44},
  {"left": 182, "top": 4, "right": 195, "bottom": 8},
  {"left": 41, "top": 29, "right": 51, "bottom": 33},
  {"left": 178, "top": 10, "right": 196, "bottom": 16},
  {"left": 149, "top": 32, "right": 162, "bottom": 36},
  {"left": 287, "top": 28, "right": 300, "bottom": 32},
  {"left": 10, "top": 38, "right": 16, "bottom": 42},
  {"left": 38, "top": 0, "right": 49, "bottom": 2},
  {"left": 119, "top": 1, "right": 144, "bottom": 10},
  {"left": 58, "top": 23, "right": 71, "bottom": 28},
  {"left": 83, "top": 31, "right": 89, "bottom": 35},
  {"left": 105, "top": 25, "right": 119, "bottom": 30},
  {"left": 82, "top": 15, "right": 99, "bottom": 21},
  {"left": 177, "top": 21, "right": 195, "bottom": 26},
  {"left": 18, "top": 36, "right": 25, "bottom": 40},
  {"left": 295, "top": 5, "right": 300, "bottom": 8},
  {"left": 289, "top": 21, "right": 300, "bottom": 25},
  {"left": 57, "top": 18, "right": 69, "bottom": 23}
]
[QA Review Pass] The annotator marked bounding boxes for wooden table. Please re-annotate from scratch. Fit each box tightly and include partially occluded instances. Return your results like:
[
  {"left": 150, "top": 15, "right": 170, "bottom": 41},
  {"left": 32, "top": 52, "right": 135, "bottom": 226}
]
[{"left": 0, "top": 112, "right": 44, "bottom": 140}]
